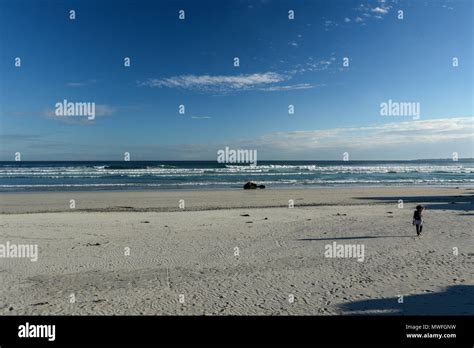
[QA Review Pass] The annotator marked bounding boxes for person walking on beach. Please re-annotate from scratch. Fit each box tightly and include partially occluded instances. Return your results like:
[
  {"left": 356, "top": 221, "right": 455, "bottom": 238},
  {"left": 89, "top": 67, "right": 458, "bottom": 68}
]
[{"left": 413, "top": 205, "right": 425, "bottom": 237}]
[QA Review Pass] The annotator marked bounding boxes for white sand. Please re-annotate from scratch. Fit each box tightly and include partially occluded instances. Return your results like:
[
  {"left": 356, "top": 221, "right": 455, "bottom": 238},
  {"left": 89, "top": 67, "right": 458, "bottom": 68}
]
[{"left": 0, "top": 187, "right": 472, "bottom": 315}]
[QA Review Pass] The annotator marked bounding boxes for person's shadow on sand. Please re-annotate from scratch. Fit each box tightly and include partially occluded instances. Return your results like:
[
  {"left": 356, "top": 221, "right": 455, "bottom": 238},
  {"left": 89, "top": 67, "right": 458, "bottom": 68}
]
[
  {"left": 355, "top": 194, "right": 474, "bottom": 212},
  {"left": 339, "top": 285, "right": 474, "bottom": 315},
  {"left": 297, "top": 235, "right": 413, "bottom": 241}
]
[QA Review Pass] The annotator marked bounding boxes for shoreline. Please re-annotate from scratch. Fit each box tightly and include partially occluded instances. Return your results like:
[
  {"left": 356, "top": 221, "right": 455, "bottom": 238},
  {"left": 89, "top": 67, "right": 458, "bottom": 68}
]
[{"left": 1, "top": 182, "right": 472, "bottom": 193}]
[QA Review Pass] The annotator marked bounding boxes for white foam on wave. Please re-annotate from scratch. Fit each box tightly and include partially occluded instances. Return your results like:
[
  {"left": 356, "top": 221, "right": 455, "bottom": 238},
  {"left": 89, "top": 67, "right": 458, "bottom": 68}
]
[{"left": 1, "top": 164, "right": 473, "bottom": 176}]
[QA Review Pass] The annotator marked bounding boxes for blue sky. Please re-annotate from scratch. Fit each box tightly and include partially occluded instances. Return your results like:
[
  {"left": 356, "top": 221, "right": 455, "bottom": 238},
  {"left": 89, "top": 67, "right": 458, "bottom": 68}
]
[{"left": 0, "top": 0, "right": 472, "bottom": 160}]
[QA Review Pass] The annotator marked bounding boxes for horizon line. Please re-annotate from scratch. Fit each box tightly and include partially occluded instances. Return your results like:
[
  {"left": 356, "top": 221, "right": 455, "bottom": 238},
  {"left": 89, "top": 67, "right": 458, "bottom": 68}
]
[{"left": 0, "top": 158, "right": 472, "bottom": 162}]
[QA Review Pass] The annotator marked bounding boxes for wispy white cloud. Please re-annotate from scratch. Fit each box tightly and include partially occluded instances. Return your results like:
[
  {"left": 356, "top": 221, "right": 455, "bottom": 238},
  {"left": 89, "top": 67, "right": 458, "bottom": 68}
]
[
  {"left": 323, "top": 20, "right": 338, "bottom": 31},
  {"left": 7, "top": 117, "right": 471, "bottom": 160},
  {"left": 94, "top": 104, "right": 116, "bottom": 116},
  {"left": 237, "top": 117, "right": 473, "bottom": 154},
  {"left": 66, "top": 79, "right": 97, "bottom": 87},
  {"left": 139, "top": 55, "right": 336, "bottom": 94},
  {"left": 339, "top": 0, "right": 393, "bottom": 26},
  {"left": 138, "top": 72, "right": 286, "bottom": 92},
  {"left": 138, "top": 65, "right": 329, "bottom": 93},
  {"left": 152, "top": 117, "right": 473, "bottom": 160},
  {"left": 359, "top": 0, "right": 392, "bottom": 19},
  {"left": 284, "top": 57, "right": 335, "bottom": 76},
  {"left": 66, "top": 82, "right": 87, "bottom": 87},
  {"left": 372, "top": 6, "right": 389, "bottom": 14},
  {"left": 257, "top": 83, "right": 317, "bottom": 92}
]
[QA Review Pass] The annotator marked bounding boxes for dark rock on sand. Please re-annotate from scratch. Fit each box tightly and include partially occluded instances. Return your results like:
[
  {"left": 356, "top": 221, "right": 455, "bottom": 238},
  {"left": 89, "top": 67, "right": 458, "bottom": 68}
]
[
  {"left": 32, "top": 302, "right": 49, "bottom": 306},
  {"left": 243, "top": 181, "right": 265, "bottom": 189},
  {"left": 92, "top": 299, "right": 106, "bottom": 303}
]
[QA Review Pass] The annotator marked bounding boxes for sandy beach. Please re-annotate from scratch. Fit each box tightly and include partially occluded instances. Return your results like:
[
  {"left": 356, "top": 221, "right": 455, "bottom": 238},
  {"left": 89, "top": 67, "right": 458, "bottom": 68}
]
[{"left": 0, "top": 187, "right": 473, "bottom": 315}]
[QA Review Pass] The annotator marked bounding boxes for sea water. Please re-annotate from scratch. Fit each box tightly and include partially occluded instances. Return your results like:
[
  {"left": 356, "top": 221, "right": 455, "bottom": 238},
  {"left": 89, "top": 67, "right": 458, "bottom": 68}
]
[{"left": 0, "top": 160, "right": 472, "bottom": 192}]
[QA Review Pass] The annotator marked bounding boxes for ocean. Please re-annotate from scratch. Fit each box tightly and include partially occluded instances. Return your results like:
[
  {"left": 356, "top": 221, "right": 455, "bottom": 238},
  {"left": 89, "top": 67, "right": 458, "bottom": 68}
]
[{"left": 0, "top": 160, "right": 473, "bottom": 192}]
